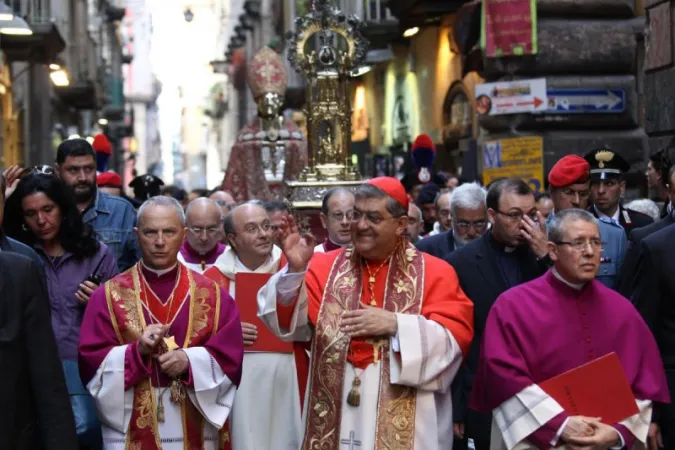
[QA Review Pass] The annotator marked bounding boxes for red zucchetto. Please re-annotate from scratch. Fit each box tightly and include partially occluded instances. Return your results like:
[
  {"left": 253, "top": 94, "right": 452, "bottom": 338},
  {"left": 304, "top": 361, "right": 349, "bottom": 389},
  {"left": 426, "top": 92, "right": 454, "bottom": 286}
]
[
  {"left": 366, "top": 177, "right": 409, "bottom": 210},
  {"left": 548, "top": 155, "right": 590, "bottom": 188}
]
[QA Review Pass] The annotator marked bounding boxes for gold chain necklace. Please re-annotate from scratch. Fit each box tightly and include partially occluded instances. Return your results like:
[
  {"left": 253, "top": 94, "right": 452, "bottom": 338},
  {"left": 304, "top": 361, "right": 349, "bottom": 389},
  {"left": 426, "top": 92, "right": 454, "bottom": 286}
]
[
  {"left": 363, "top": 253, "right": 393, "bottom": 306},
  {"left": 346, "top": 251, "right": 396, "bottom": 407}
]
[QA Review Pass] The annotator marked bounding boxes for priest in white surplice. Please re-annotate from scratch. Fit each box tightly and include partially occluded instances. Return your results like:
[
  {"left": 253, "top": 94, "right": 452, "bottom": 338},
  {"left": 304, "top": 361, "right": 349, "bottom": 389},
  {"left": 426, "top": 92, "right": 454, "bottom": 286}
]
[
  {"left": 79, "top": 196, "right": 244, "bottom": 450},
  {"left": 258, "top": 177, "right": 474, "bottom": 449},
  {"left": 203, "top": 202, "right": 307, "bottom": 450}
]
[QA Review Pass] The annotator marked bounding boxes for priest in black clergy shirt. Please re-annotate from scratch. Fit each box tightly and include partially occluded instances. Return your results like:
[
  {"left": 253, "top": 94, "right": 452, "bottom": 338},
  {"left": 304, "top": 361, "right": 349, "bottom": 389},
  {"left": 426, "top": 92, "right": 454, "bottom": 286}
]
[{"left": 445, "top": 178, "right": 551, "bottom": 450}]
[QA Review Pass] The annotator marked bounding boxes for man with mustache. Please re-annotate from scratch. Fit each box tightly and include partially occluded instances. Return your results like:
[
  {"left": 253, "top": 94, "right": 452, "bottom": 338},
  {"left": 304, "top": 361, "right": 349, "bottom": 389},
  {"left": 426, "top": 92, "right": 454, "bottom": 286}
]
[
  {"left": 177, "top": 198, "right": 227, "bottom": 273},
  {"left": 55, "top": 138, "right": 140, "bottom": 271},
  {"left": 203, "top": 203, "right": 307, "bottom": 449},
  {"left": 315, "top": 187, "right": 355, "bottom": 252},
  {"left": 257, "top": 177, "right": 474, "bottom": 449}
]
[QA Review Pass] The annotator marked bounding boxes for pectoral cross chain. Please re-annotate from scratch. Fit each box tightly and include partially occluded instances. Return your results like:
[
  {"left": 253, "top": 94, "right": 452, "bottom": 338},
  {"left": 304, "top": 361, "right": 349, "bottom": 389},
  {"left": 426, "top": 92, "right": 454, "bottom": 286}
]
[{"left": 365, "top": 338, "right": 387, "bottom": 363}]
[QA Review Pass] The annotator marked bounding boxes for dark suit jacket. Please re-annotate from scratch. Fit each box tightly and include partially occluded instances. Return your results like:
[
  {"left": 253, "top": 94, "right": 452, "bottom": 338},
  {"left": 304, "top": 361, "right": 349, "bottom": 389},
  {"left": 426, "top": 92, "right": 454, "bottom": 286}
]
[
  {"left": 445, "top": 232, "right": 549, "bottom": 442},
  {"left": 0, "top": 234, "right": 45, "bottom": 273},
  {"left": 629, "top": 225, "right": 675, "bottom": 442},
  {"left": 415, "top": 230, "right": 455, "bottom": 260},
  {"left": 616, "top": 215, "right": 675, "bottom": 297},
  {"left": 0, "top": 253, "right": 77, "bottom": 450}
]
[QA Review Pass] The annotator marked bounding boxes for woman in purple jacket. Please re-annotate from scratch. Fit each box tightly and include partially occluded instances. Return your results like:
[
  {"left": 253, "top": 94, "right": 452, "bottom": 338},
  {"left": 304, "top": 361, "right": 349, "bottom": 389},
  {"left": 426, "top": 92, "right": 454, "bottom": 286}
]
[{"left": 5, "top": 173, "right": 118, "bottom": 450}]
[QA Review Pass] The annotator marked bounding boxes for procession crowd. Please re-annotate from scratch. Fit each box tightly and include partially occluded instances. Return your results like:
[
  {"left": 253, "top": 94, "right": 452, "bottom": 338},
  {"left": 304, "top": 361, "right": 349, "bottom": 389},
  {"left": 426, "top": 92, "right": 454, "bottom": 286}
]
[{"left": 2, "top": 133, "right": 674, "bottom": 450}]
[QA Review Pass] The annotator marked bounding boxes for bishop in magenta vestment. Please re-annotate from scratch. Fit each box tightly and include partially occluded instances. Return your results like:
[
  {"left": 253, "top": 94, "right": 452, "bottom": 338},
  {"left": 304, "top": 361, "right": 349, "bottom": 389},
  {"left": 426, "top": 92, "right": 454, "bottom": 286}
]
[{"left": 471, "top": 270, "right": 669, "bottom": 450}]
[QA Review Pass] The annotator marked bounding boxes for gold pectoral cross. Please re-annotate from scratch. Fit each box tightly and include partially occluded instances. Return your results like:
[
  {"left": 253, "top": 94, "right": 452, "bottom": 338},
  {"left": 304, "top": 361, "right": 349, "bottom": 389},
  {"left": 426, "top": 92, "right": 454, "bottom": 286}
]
[{"left": 365, "top": 338, "right": 388, "bottom": 363}]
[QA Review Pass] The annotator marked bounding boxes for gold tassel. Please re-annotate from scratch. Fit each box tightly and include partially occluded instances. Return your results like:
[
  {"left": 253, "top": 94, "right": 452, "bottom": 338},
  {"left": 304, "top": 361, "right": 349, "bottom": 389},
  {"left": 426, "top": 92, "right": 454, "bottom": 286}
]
[
  {"left": 157, "top": 394, "right": 165, "bottom": 423},
  {"left": 170, "top": 379, "right": 186, "bottom": 404},
  {"left": 346, "top": 377, "right": 361, "bottom": 407}
]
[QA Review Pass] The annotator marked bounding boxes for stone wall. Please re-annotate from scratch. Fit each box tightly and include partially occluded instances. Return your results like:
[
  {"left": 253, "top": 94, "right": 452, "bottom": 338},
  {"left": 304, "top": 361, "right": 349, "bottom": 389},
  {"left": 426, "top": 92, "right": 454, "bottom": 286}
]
[
  {"left": 643, "top": 0, "right": 675, "bottom": 155},
  {"left": 478, "top": 0, "right": 646, "bottom": 191}
]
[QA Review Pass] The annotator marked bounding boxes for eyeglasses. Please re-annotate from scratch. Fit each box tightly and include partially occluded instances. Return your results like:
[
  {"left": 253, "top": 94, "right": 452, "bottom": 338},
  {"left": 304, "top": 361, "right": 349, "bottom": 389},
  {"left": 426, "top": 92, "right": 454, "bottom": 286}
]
[
  {"left": 327, "top": 211, "right": 354, "bottom": 221},
  {"left": 555, "top": 239, "right": 604, "bottom": 252},
  {"left": 496, "top": 210, "right": 539, "bottom": 222},
  {"left": 561, "top": 188, "right": 590, "bottom": 200},
  {"left": 455, "top": 220, "right": 488, "bottom": 231},
  {"left": 351, "top": 210, "right": 401, "bottom": 226},
  {"left": 242, "top": 222, "right": 272, "bottom": 236},
  {"left": 188, "top": 226, "right": 221, "bottom": 236}
]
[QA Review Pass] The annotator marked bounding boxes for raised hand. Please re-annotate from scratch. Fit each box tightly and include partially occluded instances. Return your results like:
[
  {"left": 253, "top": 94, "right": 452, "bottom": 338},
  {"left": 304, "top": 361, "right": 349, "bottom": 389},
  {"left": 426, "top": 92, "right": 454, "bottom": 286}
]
[
  {"left": 278, "top": 214, "right": 316, "bottom": 273},
  {"left": 521, "top": 211, "right": 549, "bottom": 258},
  {"left": 3, "top": 165, "right": 25, "bottom": 199}
]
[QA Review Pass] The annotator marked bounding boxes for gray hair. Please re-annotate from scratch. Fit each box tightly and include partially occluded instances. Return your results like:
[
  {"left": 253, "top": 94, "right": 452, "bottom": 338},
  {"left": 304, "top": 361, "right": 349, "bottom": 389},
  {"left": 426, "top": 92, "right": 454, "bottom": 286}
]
[
  {"left": 548, "top": 209, "right": 597, "bottom": 243},
  {"left": 625, "top": 199, "right": 661, "bottom": 222},
  {"left": 450, "top": 182, "right": 487, "bottom": 216},
  {"left": 354, "top": 183, "right": 407, "bottom": 217},
  {"left": 138, "top": 195, "right": 186, "bottom": 227}
]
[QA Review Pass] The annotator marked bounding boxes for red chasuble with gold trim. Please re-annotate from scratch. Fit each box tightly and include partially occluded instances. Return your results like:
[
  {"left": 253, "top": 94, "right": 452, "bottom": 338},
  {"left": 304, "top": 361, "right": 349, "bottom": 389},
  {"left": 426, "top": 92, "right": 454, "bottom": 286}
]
[{"left": 281, "top": 243, "right": 473, "bottom": 450}]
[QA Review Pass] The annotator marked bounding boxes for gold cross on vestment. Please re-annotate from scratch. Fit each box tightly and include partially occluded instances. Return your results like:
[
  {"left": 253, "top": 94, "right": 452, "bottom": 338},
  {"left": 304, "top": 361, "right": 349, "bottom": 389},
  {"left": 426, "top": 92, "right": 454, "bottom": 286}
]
[{"left": 365, "top": 338, "right": 388, "bottom": 363}]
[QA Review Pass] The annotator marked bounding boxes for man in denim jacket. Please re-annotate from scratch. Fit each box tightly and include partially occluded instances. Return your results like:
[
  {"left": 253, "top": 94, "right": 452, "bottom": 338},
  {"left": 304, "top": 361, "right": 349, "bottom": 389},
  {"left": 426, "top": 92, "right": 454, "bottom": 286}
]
[{"left": 56, "top": 138, "right": 141, "bottom": 271}]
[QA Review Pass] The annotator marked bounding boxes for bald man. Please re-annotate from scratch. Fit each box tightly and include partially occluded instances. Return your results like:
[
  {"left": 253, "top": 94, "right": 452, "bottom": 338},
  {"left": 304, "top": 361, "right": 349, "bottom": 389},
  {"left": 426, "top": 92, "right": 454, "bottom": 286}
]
[
  {"left": 210, "top": 189, "right": 236, "bottom": 217},
  {"left": 177, "top": 198, "right": 227, "bottom": 272},
  {"left": 202, "top": 203, "right": 306, "bottom": 450}
]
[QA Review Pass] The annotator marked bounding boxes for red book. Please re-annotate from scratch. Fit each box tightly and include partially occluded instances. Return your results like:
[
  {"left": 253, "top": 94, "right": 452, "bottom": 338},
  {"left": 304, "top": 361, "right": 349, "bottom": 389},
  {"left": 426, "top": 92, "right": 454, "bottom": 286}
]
[
  {"left": 234, "top": 272, "right": 294, "bottom": 353},
  {"left": 539, "top": 352, "right": 638, "bottom": 424}
]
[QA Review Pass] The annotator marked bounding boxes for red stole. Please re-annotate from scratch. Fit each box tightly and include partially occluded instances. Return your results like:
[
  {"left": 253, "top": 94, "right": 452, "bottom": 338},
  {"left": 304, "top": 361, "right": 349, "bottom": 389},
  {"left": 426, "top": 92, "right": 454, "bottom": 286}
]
[
  {"left": 302, "top": 243, "right": 425, "bottom": 450},
  {"left": 104, "top": 263, "right": 230, "bottom": 450},
  {"left": 203, "top": 254, "right": 310, "bottom": 410}
]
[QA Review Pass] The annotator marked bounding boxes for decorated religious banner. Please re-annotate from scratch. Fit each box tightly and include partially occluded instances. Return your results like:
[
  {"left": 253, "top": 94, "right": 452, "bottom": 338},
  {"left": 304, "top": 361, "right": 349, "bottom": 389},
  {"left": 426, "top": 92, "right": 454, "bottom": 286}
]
[
  {"left": 481, "top": 0, "right": 538, "bottom": 57},
  {"left": 482, "top": 136, "right": 544, "bottom": 194}
]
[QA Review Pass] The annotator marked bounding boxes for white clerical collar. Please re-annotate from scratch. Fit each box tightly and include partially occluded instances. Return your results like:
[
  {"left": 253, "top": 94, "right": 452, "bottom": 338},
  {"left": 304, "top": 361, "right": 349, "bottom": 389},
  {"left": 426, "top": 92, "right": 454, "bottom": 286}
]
[
  {"left": 142, "top": 260, "right": 178, "bottom": 276},
  {"left": 593, "top": 204, "right": 620, "bottom": 223},
  {"left": 552, "top": 268, "right": 585, "bottom": 290},
  {"left": 504, "top": 246, "right": 516, "bottom": 253}
]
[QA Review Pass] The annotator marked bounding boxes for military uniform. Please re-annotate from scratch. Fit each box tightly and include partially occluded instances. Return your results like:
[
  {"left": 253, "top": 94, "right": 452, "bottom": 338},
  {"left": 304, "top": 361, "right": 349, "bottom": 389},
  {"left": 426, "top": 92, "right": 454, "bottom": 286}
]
[{"left": 585, "top": 149, "right": 654, "bottom": 236}]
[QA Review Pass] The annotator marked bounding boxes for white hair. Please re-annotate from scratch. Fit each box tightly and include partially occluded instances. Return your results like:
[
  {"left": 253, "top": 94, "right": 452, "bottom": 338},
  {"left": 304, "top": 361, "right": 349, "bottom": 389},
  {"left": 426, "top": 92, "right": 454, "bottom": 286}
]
[
  {"left": 625, "top": 199, "right": 661, "bottom": 222},
  {"left": 450, "top": 182, "right": 487, "bottom": 216},
  {"left": 138, "top": 196, "right": 186, "bottom": 226}
]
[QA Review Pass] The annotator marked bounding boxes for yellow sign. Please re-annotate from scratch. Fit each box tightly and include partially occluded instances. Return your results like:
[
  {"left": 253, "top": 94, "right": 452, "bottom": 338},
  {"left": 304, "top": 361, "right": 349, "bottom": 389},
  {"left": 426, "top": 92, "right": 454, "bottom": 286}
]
[{"left": 482, "top": 136, "right": 544, "bottom": 194}]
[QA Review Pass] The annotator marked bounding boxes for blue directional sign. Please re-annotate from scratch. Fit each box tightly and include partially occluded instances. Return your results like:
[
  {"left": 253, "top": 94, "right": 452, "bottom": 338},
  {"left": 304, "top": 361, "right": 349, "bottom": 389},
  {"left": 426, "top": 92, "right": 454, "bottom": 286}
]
[{"left": 546, "top": 89, "right": 626, "bottom": 114}]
